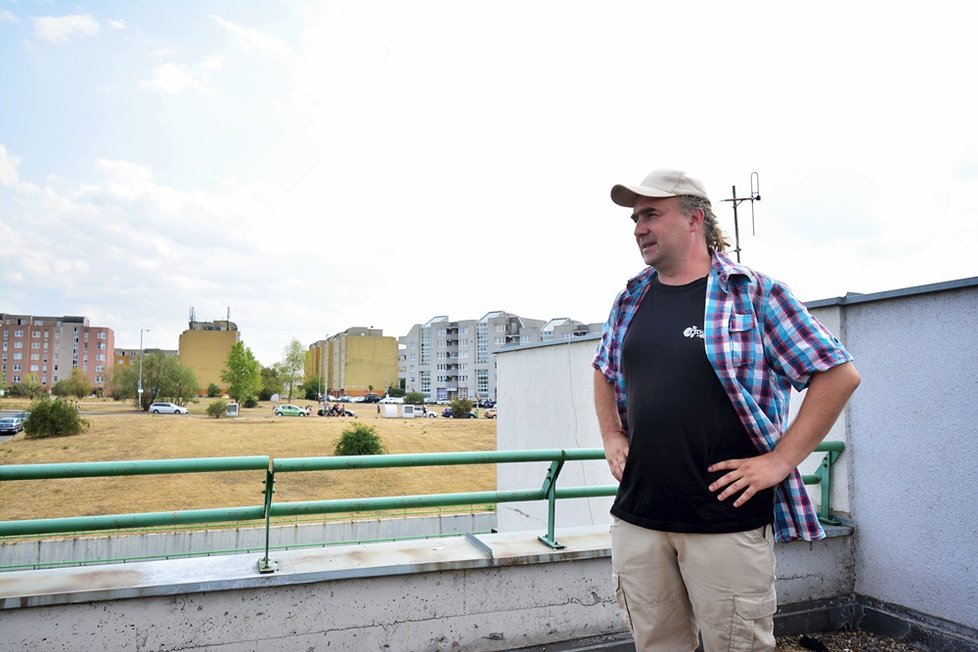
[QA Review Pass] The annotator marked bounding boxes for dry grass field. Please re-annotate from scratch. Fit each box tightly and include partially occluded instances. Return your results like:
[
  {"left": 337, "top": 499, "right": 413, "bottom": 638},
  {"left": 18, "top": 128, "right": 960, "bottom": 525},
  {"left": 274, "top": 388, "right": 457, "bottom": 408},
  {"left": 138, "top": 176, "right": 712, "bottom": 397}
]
[{"left": 0, "top": 397, "right": 497, "bottom": 524}]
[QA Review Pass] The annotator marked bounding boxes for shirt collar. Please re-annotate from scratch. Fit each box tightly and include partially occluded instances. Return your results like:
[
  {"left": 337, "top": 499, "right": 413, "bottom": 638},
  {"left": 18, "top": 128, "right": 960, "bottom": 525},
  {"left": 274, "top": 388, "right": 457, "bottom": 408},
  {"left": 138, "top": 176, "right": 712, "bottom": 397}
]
[{"left": 625, "top": 250, "right": 753, "bottom": 296}]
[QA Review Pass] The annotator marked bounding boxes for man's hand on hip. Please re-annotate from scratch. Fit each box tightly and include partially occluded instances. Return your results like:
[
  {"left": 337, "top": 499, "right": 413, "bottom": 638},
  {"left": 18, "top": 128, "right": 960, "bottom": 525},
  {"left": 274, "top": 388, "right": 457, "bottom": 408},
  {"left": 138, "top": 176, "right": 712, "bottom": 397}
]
[
  {"left": 707, "top": 451, "right": 794, "bottom": 507},
  {"left": 602, "top": 430, "right": 629, "bottom": 482}
]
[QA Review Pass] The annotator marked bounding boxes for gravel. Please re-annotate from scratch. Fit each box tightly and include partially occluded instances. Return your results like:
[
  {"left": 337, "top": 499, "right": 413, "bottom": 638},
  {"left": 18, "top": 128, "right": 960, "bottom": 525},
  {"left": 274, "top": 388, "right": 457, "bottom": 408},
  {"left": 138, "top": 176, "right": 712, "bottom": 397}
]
[{"left": 778, "top": 630, "right": 924, "bottom": 651}]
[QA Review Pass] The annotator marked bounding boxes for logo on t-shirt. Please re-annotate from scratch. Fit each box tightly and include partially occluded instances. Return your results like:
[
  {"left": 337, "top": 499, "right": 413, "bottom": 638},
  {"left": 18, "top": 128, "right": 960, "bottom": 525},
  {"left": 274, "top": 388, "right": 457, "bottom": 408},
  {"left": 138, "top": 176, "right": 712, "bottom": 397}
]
[{"left": 683, "top": 325, "right": 705, "bottom": 339}]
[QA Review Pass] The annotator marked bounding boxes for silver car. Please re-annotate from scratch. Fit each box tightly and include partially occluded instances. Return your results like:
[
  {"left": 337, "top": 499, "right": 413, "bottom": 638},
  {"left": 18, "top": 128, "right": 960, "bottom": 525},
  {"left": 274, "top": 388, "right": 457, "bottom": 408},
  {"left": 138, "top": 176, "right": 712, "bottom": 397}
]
[{"left": 148, "top": 402, "right": 189, "bottom": 415}]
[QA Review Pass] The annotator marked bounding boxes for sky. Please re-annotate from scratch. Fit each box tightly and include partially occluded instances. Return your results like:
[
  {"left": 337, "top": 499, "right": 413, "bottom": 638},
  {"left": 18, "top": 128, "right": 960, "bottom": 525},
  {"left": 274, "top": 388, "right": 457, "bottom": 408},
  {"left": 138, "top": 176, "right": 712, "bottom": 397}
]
[{"left": 2, "top": 1, "right": 976, "bottom": 367}]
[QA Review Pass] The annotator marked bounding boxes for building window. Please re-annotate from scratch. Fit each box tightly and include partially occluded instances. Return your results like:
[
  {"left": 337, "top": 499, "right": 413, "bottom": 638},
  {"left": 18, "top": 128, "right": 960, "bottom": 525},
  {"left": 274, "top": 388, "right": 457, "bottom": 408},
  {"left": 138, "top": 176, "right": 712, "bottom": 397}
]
[
  {"left": 13, "top": 330, "right": 23, "bottom": 337},
  {"left": 494, "top": 324, "right": 505, "bottom": 333},
  {"left": 13, "top": 353, "right": 22, "bottom": 360},
  {"left": 32, "top": 331, "right": 41, "bottom": 338},
  {"left": 30, "top": 353, "right": 39, "bottom": 361},
  {"left": 436, "top": 387, "right": 447, "bottom": 401},
  {"left": 13, "top": 341, "right": 22, "bottom": 349},
  {"left": 29, "top": 364, "right": 39, "bottom": 372},
  {"left": 97, "top": 332, "right": 106, "bottom": 339},
  {"left": 31, "top": 342, "right": 40, "bottom": 349}
]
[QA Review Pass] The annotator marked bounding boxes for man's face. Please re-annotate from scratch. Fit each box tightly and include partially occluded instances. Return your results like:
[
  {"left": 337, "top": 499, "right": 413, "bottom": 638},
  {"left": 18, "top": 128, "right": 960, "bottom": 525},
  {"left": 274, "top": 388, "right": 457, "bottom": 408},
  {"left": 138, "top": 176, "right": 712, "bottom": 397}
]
[{"left": 631, "top": 196, "right": 695, "bottom": 269}]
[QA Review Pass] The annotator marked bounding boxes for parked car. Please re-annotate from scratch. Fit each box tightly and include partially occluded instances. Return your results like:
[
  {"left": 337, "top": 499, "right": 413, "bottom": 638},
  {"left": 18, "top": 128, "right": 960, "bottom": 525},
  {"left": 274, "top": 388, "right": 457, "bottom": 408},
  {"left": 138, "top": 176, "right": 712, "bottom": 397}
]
[
  {"left": 148, "top": 402, "right": 188, "bottom": 415},
  {"left": 0, "top": 417, "right": 24, "bottom": 435},
  {"left": 441, "top": 408, "right": 477, "bottom": 419},
  {"left": 484, "top": 408, "right": 497, "bottom": 419},
  {"left": 362, "top": 394, "right": 382, "bottom": 403},
  {"left": 274, "top": 404, "right": 309, "bottom": 417},
  {"left": 379, "top": 396, "right": 404, "bottom": 404}
]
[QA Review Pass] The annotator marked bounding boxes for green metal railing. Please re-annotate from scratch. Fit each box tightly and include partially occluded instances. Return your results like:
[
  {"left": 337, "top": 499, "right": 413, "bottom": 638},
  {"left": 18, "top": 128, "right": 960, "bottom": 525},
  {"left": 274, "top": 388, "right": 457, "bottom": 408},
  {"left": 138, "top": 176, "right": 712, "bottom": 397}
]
[{"left": 0, "top": 444, "right": 844, "bottom": 573}]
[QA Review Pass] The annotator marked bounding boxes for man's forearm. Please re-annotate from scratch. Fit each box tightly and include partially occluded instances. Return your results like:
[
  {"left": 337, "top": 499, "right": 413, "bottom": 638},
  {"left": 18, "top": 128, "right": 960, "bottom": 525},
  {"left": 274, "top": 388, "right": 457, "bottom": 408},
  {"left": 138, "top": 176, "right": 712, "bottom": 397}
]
[{"left": 772, "top": 361, "right": 861, "bottom": 467}]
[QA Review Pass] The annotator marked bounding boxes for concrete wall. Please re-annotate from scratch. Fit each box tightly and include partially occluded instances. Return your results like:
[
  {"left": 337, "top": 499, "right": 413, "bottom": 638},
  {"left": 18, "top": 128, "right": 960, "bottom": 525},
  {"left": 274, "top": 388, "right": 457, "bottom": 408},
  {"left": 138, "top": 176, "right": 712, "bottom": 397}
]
[
  {"left": 494, "top": 337, "right": 614, "bottom": 534},
  {"left": 841, "top": 285, "right": 978, "bottom": 629}
]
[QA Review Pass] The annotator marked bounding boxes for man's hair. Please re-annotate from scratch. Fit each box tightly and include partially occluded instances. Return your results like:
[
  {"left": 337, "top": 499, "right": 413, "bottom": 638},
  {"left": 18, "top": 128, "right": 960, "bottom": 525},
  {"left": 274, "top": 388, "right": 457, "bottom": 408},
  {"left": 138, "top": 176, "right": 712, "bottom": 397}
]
[{"left": 678, "top": 195, "right": 729, "bottom": 253}]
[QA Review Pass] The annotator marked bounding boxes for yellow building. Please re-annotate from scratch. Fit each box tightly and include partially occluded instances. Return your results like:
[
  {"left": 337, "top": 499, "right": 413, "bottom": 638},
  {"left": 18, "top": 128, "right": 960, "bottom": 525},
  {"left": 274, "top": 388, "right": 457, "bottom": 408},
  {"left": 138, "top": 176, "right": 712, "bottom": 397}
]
[
  {"left": 305, "top": 328, "right": 397, "bottom": 397},
  {"left": 178, "top": 319, "right": 239, "bottom": 394}
]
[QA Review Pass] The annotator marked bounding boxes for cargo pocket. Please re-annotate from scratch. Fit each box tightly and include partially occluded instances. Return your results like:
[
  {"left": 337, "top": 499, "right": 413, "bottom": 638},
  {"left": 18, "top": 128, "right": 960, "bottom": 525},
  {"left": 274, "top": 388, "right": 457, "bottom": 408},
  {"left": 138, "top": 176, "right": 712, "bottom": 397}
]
[
  {"left": 728, "top": 313, "right": 757, "bottom": 367},
  {"left": 730, "top": 589, "right": 777, "bottom": 652}
]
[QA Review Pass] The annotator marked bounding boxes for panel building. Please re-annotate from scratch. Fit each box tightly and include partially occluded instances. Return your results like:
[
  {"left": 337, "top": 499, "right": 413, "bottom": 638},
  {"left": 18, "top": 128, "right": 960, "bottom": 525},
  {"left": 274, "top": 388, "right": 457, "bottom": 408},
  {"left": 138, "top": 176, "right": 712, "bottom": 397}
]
[
  {"left": 305, "top": 328, "right": 398, "bottom": 398},
  {"left": 397, "top": 311, "right": 602, "bottom": 403},
  {"left": 0, "top": 313, "right": 114, "bottom": 391},
  {"left": 178, "top": 317, "right": 239, "bottom": 394}
]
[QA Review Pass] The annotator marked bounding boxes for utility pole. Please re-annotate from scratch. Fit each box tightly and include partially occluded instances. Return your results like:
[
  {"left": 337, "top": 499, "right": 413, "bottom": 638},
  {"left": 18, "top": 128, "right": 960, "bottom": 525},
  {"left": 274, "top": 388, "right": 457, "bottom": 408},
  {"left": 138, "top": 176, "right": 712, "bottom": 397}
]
[{"left": 137, "top": 328, "right": 149, "bottom": 411}]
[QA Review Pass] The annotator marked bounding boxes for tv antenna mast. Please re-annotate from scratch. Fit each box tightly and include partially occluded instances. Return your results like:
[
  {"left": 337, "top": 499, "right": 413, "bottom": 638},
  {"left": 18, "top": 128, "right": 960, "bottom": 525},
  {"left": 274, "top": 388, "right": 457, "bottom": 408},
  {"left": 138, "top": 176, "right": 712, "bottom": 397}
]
[{"left": 721, "top": 172, "right": 760, "bottom": 262}]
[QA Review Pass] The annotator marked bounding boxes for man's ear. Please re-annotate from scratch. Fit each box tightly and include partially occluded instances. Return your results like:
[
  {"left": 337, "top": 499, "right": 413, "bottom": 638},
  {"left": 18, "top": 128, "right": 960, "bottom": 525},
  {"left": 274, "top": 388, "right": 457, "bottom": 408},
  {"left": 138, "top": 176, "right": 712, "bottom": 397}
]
[{"left": 688, "top": 207, "right": 705, "bottom": 230}]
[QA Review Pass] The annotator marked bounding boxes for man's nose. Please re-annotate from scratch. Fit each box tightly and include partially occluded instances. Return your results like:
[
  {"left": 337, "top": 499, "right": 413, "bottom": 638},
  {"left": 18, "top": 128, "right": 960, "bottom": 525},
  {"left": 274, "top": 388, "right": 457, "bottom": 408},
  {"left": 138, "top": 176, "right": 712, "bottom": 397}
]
[{"left": 633, "top": 219, "right": 649, "bottom": 237}]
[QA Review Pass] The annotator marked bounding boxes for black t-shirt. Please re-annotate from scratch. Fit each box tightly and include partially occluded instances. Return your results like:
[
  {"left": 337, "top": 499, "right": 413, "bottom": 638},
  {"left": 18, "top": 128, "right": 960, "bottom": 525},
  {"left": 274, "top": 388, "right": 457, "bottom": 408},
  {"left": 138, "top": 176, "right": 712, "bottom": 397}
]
[{"left": 613, "top": 274, "right": 773, "bottom": 533}]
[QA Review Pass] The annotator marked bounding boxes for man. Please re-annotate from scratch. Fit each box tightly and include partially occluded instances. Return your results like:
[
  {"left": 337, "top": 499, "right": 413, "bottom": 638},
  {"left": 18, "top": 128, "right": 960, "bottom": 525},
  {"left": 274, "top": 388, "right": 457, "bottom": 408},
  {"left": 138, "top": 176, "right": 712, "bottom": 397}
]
[{"left": 592, "top": 169, "right": 860, "bottom": 651}]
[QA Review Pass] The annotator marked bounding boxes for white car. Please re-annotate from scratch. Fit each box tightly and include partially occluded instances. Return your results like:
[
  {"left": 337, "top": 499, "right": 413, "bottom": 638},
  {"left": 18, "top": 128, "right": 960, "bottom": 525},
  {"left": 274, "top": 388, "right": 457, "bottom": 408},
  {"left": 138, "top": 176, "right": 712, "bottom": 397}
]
[{"left": 148, "top": 402, "right": 188, "bottom": 415}]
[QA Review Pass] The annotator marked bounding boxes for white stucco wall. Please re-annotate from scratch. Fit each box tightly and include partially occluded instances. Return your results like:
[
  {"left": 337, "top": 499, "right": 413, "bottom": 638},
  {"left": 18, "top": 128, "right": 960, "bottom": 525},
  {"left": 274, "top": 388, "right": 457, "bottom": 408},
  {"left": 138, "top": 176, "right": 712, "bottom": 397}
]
[
  {"left": 494, "top": 338, "right": 615, "bottom": 534},
  {"left": 842, "top": 286, "right": 978, "bottom": 629}
]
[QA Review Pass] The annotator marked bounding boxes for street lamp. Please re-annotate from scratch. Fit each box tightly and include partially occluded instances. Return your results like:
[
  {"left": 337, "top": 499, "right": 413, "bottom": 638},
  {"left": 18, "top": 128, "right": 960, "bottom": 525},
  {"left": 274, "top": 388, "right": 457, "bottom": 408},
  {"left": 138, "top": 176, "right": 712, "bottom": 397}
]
[{"left": 137, "top": 329, "right": 149, "bottom": 411}]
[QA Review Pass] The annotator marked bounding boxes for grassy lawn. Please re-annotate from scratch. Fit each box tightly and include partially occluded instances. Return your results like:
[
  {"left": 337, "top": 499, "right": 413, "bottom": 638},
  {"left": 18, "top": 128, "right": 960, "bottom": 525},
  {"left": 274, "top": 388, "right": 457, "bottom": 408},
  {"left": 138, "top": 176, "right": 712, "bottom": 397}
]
[{"left": 0, "top": 397, "right": 497, "bottom": 524}]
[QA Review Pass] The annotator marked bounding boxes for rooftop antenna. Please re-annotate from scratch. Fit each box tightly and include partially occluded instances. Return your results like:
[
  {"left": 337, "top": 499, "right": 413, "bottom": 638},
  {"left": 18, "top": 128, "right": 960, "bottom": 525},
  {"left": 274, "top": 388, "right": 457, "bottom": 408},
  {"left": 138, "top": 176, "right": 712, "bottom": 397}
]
[{"left": 721, "top": 171, "right": 761, "bottom": 262}]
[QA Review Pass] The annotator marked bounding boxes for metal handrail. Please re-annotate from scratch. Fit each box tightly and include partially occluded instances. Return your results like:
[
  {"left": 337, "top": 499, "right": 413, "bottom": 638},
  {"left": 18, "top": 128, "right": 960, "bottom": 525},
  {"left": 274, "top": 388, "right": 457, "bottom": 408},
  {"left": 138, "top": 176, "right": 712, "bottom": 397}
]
[{"left": 0, "top": 444, "right": 845, "bottom": 573}]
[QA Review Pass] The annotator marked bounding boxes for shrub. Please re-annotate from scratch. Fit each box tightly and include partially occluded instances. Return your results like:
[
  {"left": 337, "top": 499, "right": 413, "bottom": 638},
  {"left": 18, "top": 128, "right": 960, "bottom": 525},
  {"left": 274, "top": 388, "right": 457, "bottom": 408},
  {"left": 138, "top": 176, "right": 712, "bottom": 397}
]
[
  {"left": 385, "top": 384, "right": 406, "bottom": 398},
  {"left": 403, "top": 391, "right": 427, "bottom": 405},
  {"left": 23, "top": 398, "right": 88, "bottom": 439},
  {"left": 243, "top": 396, "right": 259, "bottom": 408},
  {"left": 206, "top": 399, "right": 228, "bottom": 418},
  {"left": 207, "top": 383, "right": 221, "bottom": 398},
  {"left": 450, "top": 398, "right": 474, "bottom": 419},
  {"left": 334, "top": 423, "right": 386, "bottom": 456},
  {"left": 303, "top": 384, "right": 319, "bottom": 401}
]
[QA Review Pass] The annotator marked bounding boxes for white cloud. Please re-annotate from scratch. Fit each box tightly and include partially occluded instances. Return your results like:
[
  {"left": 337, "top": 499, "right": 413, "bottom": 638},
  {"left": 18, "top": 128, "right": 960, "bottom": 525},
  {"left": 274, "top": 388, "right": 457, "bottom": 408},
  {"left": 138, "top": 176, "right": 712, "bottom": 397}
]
[
  {"left": 198, "top": 55, "right": 225, "bottom": 71},
  {"left": 32, "top": 14, "right": 99, "bottom": 43},
  {"left": 0, "top": 143, "right": 21, "bottom": 186},
  {"left": 210, "top": 15, "right": 290, "bottom": 58},
  {"left": 0, "top": 9, "right": 19, "bottom": 25},
  {"left": 139, "top": 63, "right": 205, "bottom": 94},
  {"left": 107, "top": 19, "right": 126, "bottom": 30}
]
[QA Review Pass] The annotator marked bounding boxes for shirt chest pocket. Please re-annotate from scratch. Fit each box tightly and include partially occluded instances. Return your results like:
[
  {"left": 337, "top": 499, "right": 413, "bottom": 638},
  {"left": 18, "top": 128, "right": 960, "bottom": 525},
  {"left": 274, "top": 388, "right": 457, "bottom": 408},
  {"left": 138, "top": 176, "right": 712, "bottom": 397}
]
[{"left": 727, "top": 313, "right": 757, "bottom": 367}]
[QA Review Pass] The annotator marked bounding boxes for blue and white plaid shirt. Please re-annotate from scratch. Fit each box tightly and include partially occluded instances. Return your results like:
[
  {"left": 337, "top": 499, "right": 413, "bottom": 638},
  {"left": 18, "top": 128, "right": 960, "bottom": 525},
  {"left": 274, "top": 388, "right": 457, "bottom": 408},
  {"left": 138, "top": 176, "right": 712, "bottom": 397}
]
[{"left": 593, "top": 251, "right": 853, "bottom": 542}]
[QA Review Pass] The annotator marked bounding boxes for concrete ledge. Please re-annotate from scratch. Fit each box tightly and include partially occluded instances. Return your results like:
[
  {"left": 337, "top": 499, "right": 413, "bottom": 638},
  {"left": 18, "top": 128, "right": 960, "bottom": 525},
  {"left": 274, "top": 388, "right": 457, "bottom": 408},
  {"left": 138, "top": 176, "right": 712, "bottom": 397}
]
[{"left": 0, "top": 526, "right": 611, "bottom": 610}]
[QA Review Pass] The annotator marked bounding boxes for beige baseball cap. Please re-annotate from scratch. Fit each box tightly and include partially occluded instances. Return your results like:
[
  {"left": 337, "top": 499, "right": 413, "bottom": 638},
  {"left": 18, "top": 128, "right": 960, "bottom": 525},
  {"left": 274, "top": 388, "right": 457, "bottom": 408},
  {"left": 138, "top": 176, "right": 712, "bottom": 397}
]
[{"left": 610, "top": 169, "right": 710, "bottom": 207}]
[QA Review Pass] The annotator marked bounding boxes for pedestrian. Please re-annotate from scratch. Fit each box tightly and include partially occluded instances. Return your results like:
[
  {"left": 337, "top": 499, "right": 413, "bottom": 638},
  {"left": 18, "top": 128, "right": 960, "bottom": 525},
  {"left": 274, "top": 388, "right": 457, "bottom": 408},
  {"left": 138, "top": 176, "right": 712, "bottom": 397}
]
[{"left": 593, "top": 169, "right": 861, "bottom": 651}]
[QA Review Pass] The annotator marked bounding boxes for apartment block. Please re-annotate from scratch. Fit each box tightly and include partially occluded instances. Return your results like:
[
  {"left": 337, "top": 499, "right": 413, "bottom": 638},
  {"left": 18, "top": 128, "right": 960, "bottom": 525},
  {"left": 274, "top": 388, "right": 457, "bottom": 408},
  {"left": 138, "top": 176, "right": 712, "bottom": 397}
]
[
  {"left": 0, "top": 313, "right": 114, "bottom": 391},
  {"left": 178, "top": 318, "right": 239, "bottom": 394},
  {"left": 305, "top": 328, "right": 398, "bottom": 398},
  {"left": 397, "top": 311, "right": 599, "bottom": 403},
  {"left": 114, "top": 348, "right": 179, "bottom": 372}
]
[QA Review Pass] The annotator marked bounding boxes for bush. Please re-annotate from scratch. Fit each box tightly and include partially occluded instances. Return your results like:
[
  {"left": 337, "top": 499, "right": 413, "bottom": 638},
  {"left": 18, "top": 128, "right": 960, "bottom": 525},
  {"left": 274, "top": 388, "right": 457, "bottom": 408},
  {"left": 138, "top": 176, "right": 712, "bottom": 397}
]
[
  {"left": 243, "top": 396, "right": 259, "bottom": 408},
  {"left": 303, "top": 384, "right": 319, "bottom": 401},
  {"left": 386, "top": 384, "right": 406, "bottom": 398},
  {"left": 334, "top": 423, "right": 386, "bottom": 456},
  {"left": 207, "top": 383, "right": 221, "bottom": 398},
  {"left": 450, "top": 397, "right": 474, "bottom": 419},
  {"left": 403, "top": 391, "right": 427, "bottom": 405},
  {"left": 207, "top": 399, "right": 228, "bottom": 419},
  {"left": 23, "top": 398, "right": 88, "bottom": 439}
]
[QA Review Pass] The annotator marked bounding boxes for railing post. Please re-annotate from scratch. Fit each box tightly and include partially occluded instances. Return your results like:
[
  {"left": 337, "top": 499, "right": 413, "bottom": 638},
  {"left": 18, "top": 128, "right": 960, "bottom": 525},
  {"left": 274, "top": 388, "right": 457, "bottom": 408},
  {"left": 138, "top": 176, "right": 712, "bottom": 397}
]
[
  {"left": 817, "top": 450, "right": 841, "bottom": 525},
  {"left": 537, "top": 454, "right": 566, "bottom": 550},
  {"left": 258, "top": 462, "right": 278, "bottom": 573}
]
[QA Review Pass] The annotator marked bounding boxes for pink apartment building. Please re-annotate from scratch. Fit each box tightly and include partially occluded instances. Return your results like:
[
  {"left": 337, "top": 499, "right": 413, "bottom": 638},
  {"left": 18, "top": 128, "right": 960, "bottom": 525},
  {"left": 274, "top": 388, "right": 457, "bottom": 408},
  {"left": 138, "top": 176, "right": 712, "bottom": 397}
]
[{"left": 0, "top": 313, "right": 114, "bottom": 392}]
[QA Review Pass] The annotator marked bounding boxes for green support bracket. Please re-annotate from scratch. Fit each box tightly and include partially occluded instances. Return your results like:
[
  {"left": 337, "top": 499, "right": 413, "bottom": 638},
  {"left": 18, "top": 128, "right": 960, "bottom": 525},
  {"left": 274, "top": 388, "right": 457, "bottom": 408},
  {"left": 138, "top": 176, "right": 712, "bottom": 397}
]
[
  {"left": 816, "top": 450, "right": 842, "bottom": 526},
  {"left": 538, "top": 455, "right": 566, "bottom": 550},
  {"left": 258, "top": 465, "right": 278, "bottom": 573}
]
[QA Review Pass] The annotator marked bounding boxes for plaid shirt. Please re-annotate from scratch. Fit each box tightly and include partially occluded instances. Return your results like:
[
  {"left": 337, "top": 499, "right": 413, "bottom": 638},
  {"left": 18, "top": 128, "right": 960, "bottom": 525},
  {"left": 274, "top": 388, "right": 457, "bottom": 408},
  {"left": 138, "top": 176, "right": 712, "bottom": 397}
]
[{"left": 593, "top": 251, "right": 853, "bottom": 542}]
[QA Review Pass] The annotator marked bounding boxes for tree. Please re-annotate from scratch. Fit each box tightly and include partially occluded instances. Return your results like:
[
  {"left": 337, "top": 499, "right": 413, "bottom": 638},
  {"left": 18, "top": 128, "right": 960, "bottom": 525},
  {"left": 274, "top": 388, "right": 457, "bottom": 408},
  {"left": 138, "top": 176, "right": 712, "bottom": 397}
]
[
  {"left": 259, "top": 366, "right": 283, "bottom": 401},
  {"left": 206, "top": 383, "right": 221, "bottom": 398},
  {"left": 334, "top": 423, "right": 386, "bottom": 456},
  {"left": 23, "top": 398, "right": 88, "bottom": 439},
  {"left": 450, "top": 397, "right": 473, "bottom": 419},
  {"left": 403, "top": 391, "right": 426, "bottom": 405},
  {"left": 221, "top": 342, "right": 262, "bottom": 405},
  {"left": 386, "top": 384, "right": 406, "bottom": 398},
  {"left": 111, "top": 352, "right": 200, "bottom": 410},
  {"left": 52, "top": 369, "right": 92, "bottom": 399},
  {"left": 8, "top": 373, "right": 42, "bottom": 398},
  {"left": 279, "top": 338, "right": 306, "bottom": 402},
  {"left": 206, "top": 399, "right": 228, "bottom": 419},
  {"left": 107, "top": 366, "right": 136, "bottom": 400}
]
